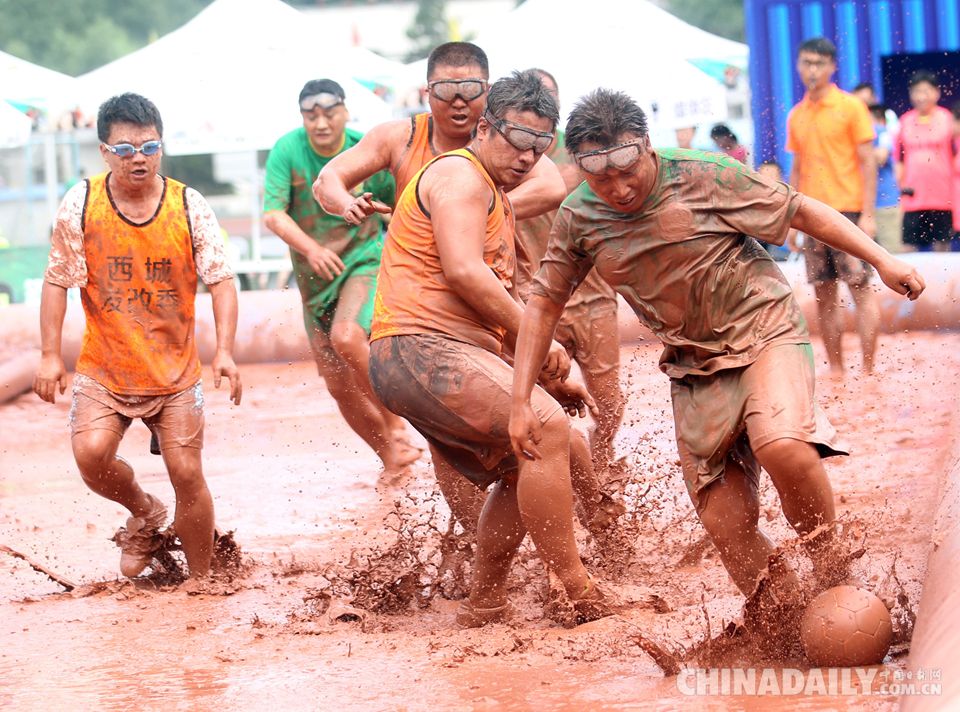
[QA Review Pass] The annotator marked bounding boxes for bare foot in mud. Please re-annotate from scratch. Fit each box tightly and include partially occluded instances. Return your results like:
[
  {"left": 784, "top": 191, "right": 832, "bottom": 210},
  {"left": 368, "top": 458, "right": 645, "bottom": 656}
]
[
  {"left": 378, "top": 438, "right": 423, "bottom": 487},
  {"left": 543, "top": 572, "right": 614, "bottom": 628},
  {"left": 377, "top": 444, "right": 422, "bottom": 488},
  {"left": 587, "top": 493, "right": 626, "bottom": 537}
]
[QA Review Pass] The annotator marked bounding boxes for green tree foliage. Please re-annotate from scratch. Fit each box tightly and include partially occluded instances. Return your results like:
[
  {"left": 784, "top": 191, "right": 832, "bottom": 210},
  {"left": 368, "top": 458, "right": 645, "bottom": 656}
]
[
  {"left": 0, "top": 0, "right": 209, "bottom": 76},
  {"left": 405, "top": 0, "right": 449, "bottom": 62},
  {"left": 665, "top": 0, "right": 744, "bottom": 43}
]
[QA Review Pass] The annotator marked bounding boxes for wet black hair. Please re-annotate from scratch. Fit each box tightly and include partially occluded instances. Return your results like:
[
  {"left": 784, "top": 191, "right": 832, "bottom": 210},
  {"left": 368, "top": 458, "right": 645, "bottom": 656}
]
[
  {"left": 96, "top": 93, "right": 163, "bottom": 142},
  {"left": 565, "top": 88, "right": 648, "bottom": 154},
  {"left": 426, "top": 42, "right": 489, "bottom": 80},
  {"left": 798, "top": 37, "right": 837, "bottom": 61}
]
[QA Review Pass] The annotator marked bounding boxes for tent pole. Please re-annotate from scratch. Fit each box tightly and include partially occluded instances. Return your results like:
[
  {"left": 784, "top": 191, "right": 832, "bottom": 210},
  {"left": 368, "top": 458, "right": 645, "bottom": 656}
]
[
  {"left": 43, "top": 133, "right": 58, "bottom": 233},
  {"left": 249, "top": 148, "right": 261, "bottom": 262}
]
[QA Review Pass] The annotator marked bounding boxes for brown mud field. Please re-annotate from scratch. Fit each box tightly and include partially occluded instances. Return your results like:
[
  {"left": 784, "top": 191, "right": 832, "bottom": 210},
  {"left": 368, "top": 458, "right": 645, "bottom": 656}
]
[{"left": 1, "top": 332, "right": 958, "bottom": 710}]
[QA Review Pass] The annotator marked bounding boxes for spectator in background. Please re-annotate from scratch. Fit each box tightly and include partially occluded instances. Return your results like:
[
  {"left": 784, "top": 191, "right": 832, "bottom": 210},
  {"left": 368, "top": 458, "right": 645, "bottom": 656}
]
[
  {"left": 710, "top": 123, "right": 749, "bottom": 165},
  {"left": 893, "top": 71, "right": 956, "bottom": 252},
  {"left": 867, "top": 104, "right": 903, "bottom": 254},
  {"left": 953, "top": 102, "right": 960, "bottom": 250},
  {"left": 852, "top": 82, "right": 899, "bottom": 132},
  {"left": 787, "top": 36, "right": 880, "bottom": 376},
  {"left": 675, "top": 125, "right": 696, "bottom": 150}
]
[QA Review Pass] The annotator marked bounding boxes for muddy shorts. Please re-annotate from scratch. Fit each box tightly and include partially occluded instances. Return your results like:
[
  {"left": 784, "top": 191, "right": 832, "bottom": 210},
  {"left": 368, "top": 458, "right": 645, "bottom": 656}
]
[
  {"left": 296, "top": 236, "right": 381, "bottom": 368},
  {"left": 670, "top": 343, "right": 847, "bottom": 512},
  {"left": 554, "top": 298, "right": 620, "bottom": 379},
  {"left": 70, "top": 374, "right": 204, "bottom": 450},
  {"left": 802, "top": 212, "right": 873, "bottom": 287},
  {"left": 369, "top": 334, "right": 562, "bottom": 489}
]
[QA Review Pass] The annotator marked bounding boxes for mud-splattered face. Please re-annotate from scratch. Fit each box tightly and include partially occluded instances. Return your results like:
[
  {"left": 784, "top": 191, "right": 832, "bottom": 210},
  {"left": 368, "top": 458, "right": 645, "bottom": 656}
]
[
  {"left": 475, "top": 108, "right": 554, "bottom": 190},
  {"left": 426, "top": 62, "right": 488, "bottom": 141},
  {"left": 796, "top": 51, "right": 836, "bottom": 93},
  {"left": 301, "top": 103, "right": 349, "bottom": 155},
  {"left": 99, "top": 122, "right": 162, "bottom": 191},
  {"left": 576, "top": 132, "right": 657, "bottom": 213}
]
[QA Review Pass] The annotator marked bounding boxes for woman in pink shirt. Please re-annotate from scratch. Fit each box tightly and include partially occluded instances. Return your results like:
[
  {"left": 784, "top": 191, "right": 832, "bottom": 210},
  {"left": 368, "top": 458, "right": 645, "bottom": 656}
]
[
  {"left": 893, "top": 71, "right": 956, "bottom": 251},
  {"left": 952, "top": 101, "right": 960, "bottom": 251}
]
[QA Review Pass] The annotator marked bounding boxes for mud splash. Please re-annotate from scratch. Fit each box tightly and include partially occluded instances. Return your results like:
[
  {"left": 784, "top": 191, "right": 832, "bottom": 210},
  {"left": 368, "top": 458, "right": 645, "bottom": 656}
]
[{"left": 1, "top": 333, "right": 957, "bottom": 709}]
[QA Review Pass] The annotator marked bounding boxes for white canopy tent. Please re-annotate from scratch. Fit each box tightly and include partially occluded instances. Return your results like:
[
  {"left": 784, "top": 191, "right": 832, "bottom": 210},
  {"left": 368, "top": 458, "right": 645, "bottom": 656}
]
[
  {"left": 470, "top": 0, "right": 747, "bottom": 135},
  {"left": 74, "top": 0, "right": 393, "bottom": 156},
  {"left": 0, "top": 49, "right": 77, "bottom": 114},
  {"left": 0, "top": 101, "right": 32, "bottom": 149}
]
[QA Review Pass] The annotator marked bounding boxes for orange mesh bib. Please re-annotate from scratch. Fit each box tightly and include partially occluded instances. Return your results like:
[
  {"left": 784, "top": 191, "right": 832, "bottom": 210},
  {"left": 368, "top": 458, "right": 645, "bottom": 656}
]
[
  {"left": 75, "top": 173, "right": 201, "bottom": 395},
  {"left": 392, "top": 113, "right": 437, "bottom": 201},
  {"left": 372, "top": 149, "right": 515, "bottom": 354}
]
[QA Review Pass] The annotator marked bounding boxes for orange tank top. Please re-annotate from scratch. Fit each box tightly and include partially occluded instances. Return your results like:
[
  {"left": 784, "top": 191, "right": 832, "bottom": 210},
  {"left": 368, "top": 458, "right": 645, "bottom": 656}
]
[
  {"left": 392, "top": 113, "right": 438, "bottom": 200},
  {"left": 76, "top": 173, "right": 201, "bottom": 395},
  {"left": 371, "top": 148, "right": 516, "bottom": 354}
]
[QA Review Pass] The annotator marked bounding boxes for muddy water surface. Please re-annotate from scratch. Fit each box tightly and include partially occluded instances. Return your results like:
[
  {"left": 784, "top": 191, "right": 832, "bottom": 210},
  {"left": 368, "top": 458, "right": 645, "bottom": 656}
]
[{"left": 1, "top": 332, "right": 957, "bottom": 710}]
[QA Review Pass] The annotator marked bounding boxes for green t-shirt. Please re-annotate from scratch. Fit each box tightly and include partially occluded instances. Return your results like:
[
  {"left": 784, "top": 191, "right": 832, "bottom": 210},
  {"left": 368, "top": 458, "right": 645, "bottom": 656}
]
[{"left": 263, "top": 126, "right": 395, "bottom": 260}]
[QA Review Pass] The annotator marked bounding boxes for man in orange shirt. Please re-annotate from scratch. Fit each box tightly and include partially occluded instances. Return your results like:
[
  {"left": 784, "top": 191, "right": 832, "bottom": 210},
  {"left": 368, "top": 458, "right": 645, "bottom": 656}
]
[
  {"left": 34, "top": 93, "right": 242, "bottom": 580},
  {"left": 787, "top": 37, "right": 880, "bottom": 375},
  {"left": 368, "top": 71, "right": 607, "bottom": 627}
]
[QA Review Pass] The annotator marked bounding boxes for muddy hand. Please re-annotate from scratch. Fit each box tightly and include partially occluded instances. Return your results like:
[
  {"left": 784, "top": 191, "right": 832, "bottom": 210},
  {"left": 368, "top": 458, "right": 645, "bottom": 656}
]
[
  {"left": 878, "top": 257, "right": 925, "bottom": 301},
  {"left": 543, "top": 378, "right": 598, "bottom": 419},
  {"left": 343, "top": 192, "right": 391, "bottom": 226},
  {"left": 33, "top": 353, "right": 66, "bottom": 404},
  {"left": 306, "top": 244, "right": 345, "bottom": 281},
  {"left": 510, "top": 402, "right": 543, "bottom": 460},
  {"left": 213, "top": 351, "right": 242, "bottom": 405},
  {"left": 541, "top": 340, "right": 571, "bottom": 382}
]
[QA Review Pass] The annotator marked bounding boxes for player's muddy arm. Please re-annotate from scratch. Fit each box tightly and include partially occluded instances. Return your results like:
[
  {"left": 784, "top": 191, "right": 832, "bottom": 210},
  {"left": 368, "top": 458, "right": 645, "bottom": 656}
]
[
  {"left": 34, "top": 281, "right": 68, "bottom": 403},
  {"left": 313, "top": 121, "right": 403, "bottom": 218},
  {"left": 791, "top": 197, "right": 924, "bottom": 299}
]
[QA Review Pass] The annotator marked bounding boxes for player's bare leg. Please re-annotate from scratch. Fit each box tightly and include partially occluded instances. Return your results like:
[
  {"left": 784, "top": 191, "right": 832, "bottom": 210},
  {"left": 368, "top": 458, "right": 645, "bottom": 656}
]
[
  {"left": 465, "top": 475, "right": 526, "bottom": 614},
  {"left": 429, "top": 444, "right": 485, "bottom": 534},
  {"left": 813, "top": 281, "right": 844, "bottom": 374},
  {"left": 329, "top": 321, "right": 421, "bottom": 474},
  {"left": 162, "top": 446, "right": 215, "bottom": 577},
  {"left": 469, "top": 411, "right": 595, "bottom": 612},
  {"left": 754, "top": 437, "right": 846, "bottom": 587},
  {"left": 695, "top": 461, "right": 798, "bottom": 596},
  {"left": 849, "top": 284, "right": 880, "bottom": 374},
  {"left": 580, "top": 364, "right": 625, "bottom": 480},
  {"left": 72, "top": 429, "right": 155, "bottom": 516},
  {"left": 569, "top": 429, "right": 623, "bottom": 535}
]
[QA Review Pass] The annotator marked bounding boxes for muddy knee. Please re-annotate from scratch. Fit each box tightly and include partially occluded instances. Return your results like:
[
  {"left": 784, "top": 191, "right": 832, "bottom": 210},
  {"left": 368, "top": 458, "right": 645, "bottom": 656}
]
[
  {"left": 329, "top": 322, "right": 368, "bottom": 365},
  {"left": 697, "top": 484, "right": 761, "bottom": 545},
  {"left": 72, "top": 432, "right": 124, "bottom": 481}
]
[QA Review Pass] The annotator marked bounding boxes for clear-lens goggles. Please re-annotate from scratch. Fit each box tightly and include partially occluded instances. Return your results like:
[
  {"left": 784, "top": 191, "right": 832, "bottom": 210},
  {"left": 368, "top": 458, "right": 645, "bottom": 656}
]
[
  {"left": 428, "top": 78, "right": 487, "bottom": 103},
  {"left": 102, "top": 140, "right": 163, "bottom": 158},
  {"left": 485, "top": 111, "right": 554, "bottom": 154},
  {"left": 574, "top": 141, "right": 643, "bottom": 174},
  {"left": 299, "top": 93, "right": 344, "bottom": 112}
]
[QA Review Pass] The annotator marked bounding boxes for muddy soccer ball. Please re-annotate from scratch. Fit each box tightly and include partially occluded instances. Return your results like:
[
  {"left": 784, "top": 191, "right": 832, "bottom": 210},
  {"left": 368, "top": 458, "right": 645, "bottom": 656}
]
[{"left": 800, "top": 585, "right": 893, "bottom": 667}]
